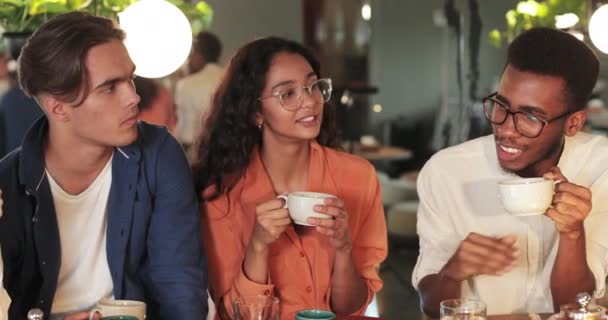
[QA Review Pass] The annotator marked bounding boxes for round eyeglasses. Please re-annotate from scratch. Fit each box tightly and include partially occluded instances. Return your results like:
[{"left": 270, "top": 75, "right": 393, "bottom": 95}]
[
  {"left": 482, "top": 92, "right": 570, "bottom": 138},
  {"left": 259, "top": 78, "right": 332, "bottom": 111}
]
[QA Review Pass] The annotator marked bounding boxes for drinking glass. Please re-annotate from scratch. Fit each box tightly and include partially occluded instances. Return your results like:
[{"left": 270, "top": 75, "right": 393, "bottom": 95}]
[
  {"left": 440, "top": 299, "right": 487, "bottom": 320},
  {"left": 232, "top": 295, "right": 279, "bottom": 320}
]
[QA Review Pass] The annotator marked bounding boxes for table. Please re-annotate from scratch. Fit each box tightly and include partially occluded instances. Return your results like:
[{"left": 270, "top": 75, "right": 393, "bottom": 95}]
[
  {"left": 337, "top": 316, "right": 382, "bottom": 320},
  {"left": 487, "top": 315, "right": 553, "bottom": 320},
  {"left": 351, "top": 143, "right": 413, "bottom": 162},
  {"left": 427, "top": 314, "right": 553, "bottom": 320}
]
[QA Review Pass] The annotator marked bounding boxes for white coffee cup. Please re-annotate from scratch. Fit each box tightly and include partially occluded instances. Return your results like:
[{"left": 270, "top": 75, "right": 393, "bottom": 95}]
[
  {"left": 277, "top": 192, "right": 336, "bottom": 226},
  {"left": 498, "top": 177, "right": 555, "bottom": 216},
  {"left": 88, "top": 299, "right": 146, "bottom": 320}
]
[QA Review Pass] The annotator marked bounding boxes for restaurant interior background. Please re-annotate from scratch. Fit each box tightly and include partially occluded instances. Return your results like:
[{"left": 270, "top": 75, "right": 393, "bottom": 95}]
[
  {"left": 2, "top": 0, "right": 608, "bottom": 319},
  {"left": 204, "top": 2, "right": 608, "bottom": 317},
  {"left": 203, "top": 1, "right": 608, "bottom": 319}
]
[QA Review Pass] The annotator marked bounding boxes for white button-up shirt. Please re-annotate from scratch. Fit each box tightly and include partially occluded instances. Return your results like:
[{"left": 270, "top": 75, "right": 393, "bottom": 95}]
[{"left": 412, "top": 133, "right": 608, "bottom": 314}]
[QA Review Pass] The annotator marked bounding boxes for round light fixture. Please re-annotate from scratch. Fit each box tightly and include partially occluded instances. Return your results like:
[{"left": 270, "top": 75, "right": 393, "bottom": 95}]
[
  {"left": 589, "top": 4, "right": 608, "bottom": 54},
  {"left": 119, "top": 0, "right": 192, "bottom": 78},
  {"left": 361, "top": 3, "right": 371, "bottom": 21}
]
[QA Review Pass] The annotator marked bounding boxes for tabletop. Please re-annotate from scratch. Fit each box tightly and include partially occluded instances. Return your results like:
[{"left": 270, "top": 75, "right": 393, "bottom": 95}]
[{"left": 487, "top": 314, "right": 553, "bottom": 320}]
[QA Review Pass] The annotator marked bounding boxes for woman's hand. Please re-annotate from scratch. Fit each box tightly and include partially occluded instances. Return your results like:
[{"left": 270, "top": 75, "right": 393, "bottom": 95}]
[
  {"left": 308, "top": 197, "right": 352, "bottom": 253},
  {"left": 250, "top": 197, "right": 291, "bottom": 252}
]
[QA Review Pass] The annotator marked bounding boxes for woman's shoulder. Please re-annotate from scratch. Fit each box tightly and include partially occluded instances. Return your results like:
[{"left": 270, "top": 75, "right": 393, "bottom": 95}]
[{"left": 319, "top": 145, "right": 376, "bottom": 176}]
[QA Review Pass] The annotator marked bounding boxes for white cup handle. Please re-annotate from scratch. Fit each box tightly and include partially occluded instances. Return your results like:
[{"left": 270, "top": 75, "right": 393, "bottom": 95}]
[
  {"left": 88, "top": 308, "right": 101, "bottom": 320},
  {"left": 276, "top": 195, "right": 288, "bottom": 208}
]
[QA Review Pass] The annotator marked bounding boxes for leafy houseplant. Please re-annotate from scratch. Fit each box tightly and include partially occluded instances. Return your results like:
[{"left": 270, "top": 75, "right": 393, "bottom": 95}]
[
  {"left": 0, "top": 0, "right": 213, "bottom": 58},
  {"left": 489, "top": 0, "right": 588, "bottom": 47}
]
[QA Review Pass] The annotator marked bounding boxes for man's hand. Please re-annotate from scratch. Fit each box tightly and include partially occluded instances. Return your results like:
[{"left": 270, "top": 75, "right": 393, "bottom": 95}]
[
  {"left": 543, "top": 167, "right": 591, "bottom": 239},
  {"left": 440, "top": 232, "right": 518, "bottom": 281}
]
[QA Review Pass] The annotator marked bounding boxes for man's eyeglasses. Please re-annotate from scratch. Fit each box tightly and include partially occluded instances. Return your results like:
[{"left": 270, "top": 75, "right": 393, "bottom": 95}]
[
  {"left": 259, "top": 78, "right": 332, "bottom": 111},
  {"left": 482, "top": 92, "right": 570, "bottom": 138}
]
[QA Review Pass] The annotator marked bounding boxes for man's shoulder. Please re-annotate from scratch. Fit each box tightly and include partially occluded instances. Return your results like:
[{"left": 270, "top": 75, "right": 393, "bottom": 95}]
[
  {"left": 135, "top": 121, "right": 172, "bottom": 145},
  {"left": 0, "top": 148, "right": 21, "bottom": 179},
  {"left": 427, "top": 135, "right": 492, "bottom": 167},
  {"left": 568, "top": 132, "right": 608, "bottom": 155},
  {"left": 419, "top": 135, "right": 495, "bottom": 187}
]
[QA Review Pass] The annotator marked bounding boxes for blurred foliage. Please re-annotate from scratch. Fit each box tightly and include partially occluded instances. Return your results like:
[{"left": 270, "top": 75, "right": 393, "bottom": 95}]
[
  {"left": 489, "top": 0, "right": 588, "bottom": 47},
  {"left": 0, "top": 0, "right": 213, "bottom": 34}
]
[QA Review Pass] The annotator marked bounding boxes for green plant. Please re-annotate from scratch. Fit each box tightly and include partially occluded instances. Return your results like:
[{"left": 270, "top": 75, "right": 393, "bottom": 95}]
[
  {"left": 489, "top": 0, "right": 589, "bottom": 47},
  {"left": 0, "top": 0, "right": 212, "bottom": 34}
]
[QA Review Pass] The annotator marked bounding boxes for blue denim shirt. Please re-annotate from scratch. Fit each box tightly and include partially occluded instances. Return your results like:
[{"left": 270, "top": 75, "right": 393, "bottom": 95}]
[{"left": 0, "top": 117, "right": 208, "bottom": 320}]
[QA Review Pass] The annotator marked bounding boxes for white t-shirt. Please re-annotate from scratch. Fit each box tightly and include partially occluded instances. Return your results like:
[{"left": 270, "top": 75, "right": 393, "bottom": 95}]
[
  {"left": 0, "top": 249, "right": 9, "bottom": 320},
  {"left": 174, "top": 63, "right": 224, "bottom": 146},
  {"left": 0, "top": 190, "right": 10, "bottom": 320},
  {"left": 412, "top": 133, "right": 608, "bottom": 314},
  {"left": 48, "top": 156, "right": 114, "bottom": 315}
]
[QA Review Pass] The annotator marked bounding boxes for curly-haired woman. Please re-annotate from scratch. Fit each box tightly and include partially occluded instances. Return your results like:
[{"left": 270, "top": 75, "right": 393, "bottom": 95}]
[{"left": 192, "top": 37, "right": 387, "bottom": 320}]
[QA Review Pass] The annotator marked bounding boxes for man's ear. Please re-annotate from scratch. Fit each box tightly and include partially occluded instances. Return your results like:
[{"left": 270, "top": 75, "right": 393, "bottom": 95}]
[
  {"left": 564, "top": 110, "right": 586, "bottom": 136},
  {"left": 41, "top": 95, "right": 71, "bottom": 122}
]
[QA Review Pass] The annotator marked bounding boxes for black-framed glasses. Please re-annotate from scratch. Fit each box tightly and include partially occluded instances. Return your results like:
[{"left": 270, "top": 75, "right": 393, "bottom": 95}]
[
  {"left": 259, "top": 78, "right": 332, "bottom": 111},
  {"left": 482, "top": 92, "right": 571, "bottom": 138}
]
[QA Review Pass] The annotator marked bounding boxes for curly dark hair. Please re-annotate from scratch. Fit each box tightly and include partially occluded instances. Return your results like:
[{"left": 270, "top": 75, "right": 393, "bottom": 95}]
[
  {"left": 192, "top": 37, "right": 339, "bottom": 199},
  {"left": 506, "top": 27, "right": 599, "bottom": 112}
]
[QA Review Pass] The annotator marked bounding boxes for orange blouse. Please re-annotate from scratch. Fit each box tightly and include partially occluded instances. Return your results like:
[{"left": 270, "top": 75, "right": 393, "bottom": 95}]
[{"left": 201, "top": 142, "right": 387, "bottom": 320}]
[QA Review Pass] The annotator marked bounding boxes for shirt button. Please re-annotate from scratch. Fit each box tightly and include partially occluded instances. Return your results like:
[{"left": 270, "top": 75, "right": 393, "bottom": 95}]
[
  {"left": 306, "top": 286, "right": 312, "bottom": 293},
  {"left": 263, "top": 289, "right": 271, "bottom": 296}
]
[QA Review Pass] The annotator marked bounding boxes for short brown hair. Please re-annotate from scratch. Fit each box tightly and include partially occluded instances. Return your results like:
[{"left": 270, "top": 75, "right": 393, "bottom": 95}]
[{"left": 18, "top": 12, "right": 125, "bottom": 105}]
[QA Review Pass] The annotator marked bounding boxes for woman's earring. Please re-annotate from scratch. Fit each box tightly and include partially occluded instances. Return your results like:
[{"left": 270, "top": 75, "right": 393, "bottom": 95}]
[{"left": 257, "top": 123, "right": 263, "bottom": 130}]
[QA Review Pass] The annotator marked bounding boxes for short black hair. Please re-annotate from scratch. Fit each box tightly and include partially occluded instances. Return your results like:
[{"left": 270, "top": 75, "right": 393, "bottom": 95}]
[
  {"left": 133, "top": 77, "right": 160, "bottom": 111},
  {"left": 193, "top": 31, "right": 221, "bottom": 63},
  {"left": 506, "top": 27, "right": 599, "bottom": 112}
]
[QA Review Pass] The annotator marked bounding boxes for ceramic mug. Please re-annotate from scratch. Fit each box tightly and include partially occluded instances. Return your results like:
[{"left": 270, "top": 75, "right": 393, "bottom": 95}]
[
  {"left": 277, "top": 192, "right": 336, "bottom": 226},
  {"left": 498, "top": 177, "right": 555, "bottom": 216},
  {"left": 88, "top": 299, "right": 146, "bottom": 320}
]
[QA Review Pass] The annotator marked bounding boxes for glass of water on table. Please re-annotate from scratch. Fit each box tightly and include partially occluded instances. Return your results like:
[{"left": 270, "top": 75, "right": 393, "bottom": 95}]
[{"left": 440, "top": 299, "right": 487, "bottom": 319}]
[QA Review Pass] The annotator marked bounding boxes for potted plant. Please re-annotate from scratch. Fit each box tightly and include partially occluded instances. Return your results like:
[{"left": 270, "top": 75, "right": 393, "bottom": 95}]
[
  {"left": 0, "top": 0, "right": 212, "bottom": 59},
  {"left": 489, "top": 0, "right": 588, "bottom": 47}
]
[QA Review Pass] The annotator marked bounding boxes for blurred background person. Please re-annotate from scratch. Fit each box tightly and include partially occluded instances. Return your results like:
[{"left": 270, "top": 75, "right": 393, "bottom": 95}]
[
  {"left": 0, "top": 48, "right": 44, "bottom": 158},
  {"left": 174, "top": 31, "right": 224, "bottom": 159},
  {"left": 134, "top": 77, "right": 177, "bottom": 134}
]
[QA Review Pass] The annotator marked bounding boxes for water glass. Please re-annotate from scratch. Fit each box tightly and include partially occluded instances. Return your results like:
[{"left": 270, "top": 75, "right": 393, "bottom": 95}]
[
  {"left": 232, "top": 295, "right": 279, "bottom": 320},
  {"left": 440, "top": 299, "right": 487, "bottom": 320}
]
